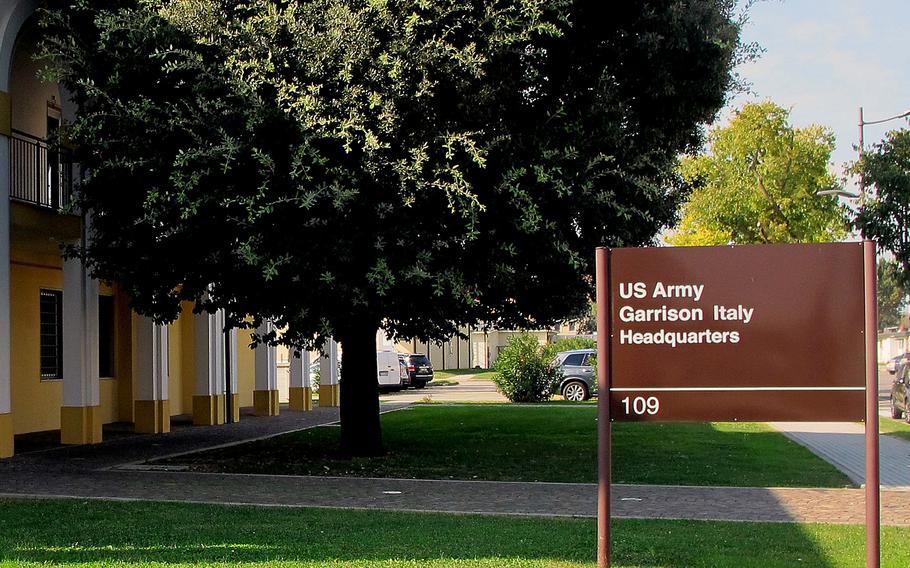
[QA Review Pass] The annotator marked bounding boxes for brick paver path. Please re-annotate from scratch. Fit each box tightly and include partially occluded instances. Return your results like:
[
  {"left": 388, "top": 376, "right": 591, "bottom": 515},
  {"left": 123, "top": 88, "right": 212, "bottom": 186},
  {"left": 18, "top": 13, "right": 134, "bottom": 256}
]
[
  {"left": 2, "top": 404, "right": 909, "bottom": 525},
  {"left": 1, "top": 472, "right": 909, "bottom": 525},
  {"left": 770, "top": 421, "right": 910, "bottom": 488}
]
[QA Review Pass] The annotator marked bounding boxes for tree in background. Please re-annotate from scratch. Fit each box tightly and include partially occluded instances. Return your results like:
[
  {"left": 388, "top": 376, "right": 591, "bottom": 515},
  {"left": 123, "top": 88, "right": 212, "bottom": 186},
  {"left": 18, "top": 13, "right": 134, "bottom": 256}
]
[
  {"left": 44, "top": 0, "right": 744, "bottom": 455},
  {"left": 855, "top": 128, "right": 910, "bottom": 283},
  {"left": 667, "top": 101, "right": 847, "bottom": 246},
  {"left": 878, "top": 259, "right": 908, "bottom": 330}
]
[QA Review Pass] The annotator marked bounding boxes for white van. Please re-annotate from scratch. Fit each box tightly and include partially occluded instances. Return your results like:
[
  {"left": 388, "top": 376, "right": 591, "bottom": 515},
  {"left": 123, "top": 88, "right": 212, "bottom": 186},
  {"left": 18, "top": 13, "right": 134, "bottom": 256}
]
[{"left": 377, "top": 351, "right": 406, "bottom": 391}]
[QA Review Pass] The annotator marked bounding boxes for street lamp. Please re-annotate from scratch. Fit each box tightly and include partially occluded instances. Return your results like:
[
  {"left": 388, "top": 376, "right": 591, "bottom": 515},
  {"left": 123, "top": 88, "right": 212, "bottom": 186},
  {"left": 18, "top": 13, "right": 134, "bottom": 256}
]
[
  {"left": 817, "top": 188, "right": 860, "bottom": 199},
  {"left": 857, "top": 107, "right": 910, "bottom": 205}
]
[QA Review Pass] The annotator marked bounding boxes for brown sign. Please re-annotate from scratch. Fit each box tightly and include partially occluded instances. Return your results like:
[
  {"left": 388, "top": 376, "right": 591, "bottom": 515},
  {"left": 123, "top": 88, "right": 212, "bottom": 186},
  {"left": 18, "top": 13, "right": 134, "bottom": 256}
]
[{"left": 607, "top": 243, "right": 866, "bottom": 421}]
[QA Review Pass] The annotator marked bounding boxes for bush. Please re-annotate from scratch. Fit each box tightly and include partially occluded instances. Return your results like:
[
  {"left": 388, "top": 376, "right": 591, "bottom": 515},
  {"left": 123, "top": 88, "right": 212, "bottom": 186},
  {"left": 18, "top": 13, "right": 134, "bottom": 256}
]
[
  {"left": 541, "top": 337, "right": 597, "bottom": 364},
  {"left": 492, "top": 333, "right": 562, "bottom": 402}
]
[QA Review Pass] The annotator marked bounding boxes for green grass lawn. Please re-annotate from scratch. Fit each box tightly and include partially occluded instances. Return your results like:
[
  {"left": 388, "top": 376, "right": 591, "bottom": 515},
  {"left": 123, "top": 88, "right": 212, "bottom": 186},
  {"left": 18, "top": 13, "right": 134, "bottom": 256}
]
[
  {"left": 880, "top": 415, "right": 910, "bottom": 441},
  {"left": 436, "top": 368, "right": 498, "bottom": 380},
  {"left": 163, "top": 406, "right": 850, "bottom": 487},
  {"left": 0, "top": 499, "right": 907, "bottom": 567}
]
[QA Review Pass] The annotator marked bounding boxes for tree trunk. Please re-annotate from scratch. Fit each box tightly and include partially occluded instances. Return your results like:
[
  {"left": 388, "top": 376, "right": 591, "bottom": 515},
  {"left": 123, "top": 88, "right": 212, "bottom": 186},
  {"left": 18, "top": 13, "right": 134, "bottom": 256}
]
[{"left": 338, "top": 323, "right": 383, "bottom": 456}]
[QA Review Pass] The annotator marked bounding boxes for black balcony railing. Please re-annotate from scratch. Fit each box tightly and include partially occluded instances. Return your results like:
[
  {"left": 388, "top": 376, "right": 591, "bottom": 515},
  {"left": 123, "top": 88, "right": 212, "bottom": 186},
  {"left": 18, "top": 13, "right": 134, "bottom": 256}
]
[{"left": 10, "top": 129, "right": 73, "bottom": 210}]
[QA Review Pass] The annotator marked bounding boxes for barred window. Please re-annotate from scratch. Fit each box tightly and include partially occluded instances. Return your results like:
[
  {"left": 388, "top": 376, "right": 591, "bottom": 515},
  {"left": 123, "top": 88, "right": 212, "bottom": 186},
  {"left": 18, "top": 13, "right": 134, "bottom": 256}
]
[{"left": 39, "top": 289, "right": 63, "bottom": 379}]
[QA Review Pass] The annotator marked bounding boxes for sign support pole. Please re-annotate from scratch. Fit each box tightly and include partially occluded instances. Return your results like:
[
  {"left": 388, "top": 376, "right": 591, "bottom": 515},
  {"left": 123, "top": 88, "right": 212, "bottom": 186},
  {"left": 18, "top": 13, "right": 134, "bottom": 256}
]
[
  {"left": 596, "top": 247, "right": 612, "bottom": 568},
  {"left": 863, "top": 240, "right": 880, "bottom": 568}
]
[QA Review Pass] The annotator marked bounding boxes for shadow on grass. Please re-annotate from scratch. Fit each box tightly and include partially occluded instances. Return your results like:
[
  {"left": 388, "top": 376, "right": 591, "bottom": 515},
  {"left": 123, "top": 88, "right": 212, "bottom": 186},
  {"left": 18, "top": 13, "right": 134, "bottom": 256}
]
[
  {"left": 159, "top": 406, "right": 850, "bottom": 488},
  {"left": 0, "top": 499, "right": 852, "bottom": 567},
  {"left": 612, "top": 422, "right": 853, "bottom": 488}
]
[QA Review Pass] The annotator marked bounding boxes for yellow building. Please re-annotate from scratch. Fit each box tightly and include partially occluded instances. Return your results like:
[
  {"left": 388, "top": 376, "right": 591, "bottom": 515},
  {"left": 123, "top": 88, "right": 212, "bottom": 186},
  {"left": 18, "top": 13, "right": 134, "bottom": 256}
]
[
  {"left": 0, "top": 1, "right": 333, "bottom": 458},
  {"left": 468, "top": 329, "right": 556, "bottom": 368}
]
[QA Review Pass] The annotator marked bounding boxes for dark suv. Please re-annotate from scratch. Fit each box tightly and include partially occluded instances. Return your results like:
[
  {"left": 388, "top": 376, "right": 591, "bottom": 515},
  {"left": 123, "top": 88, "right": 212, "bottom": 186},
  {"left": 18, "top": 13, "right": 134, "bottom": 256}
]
[
  {"left": 553, "top": 349, "right": 596, "bottom": 401},
  {"left": 403, "top": 354, "right": 434, "bottom": 389},
  {"left": 891, "top": 364, "right": 910, "bottom": 423}
]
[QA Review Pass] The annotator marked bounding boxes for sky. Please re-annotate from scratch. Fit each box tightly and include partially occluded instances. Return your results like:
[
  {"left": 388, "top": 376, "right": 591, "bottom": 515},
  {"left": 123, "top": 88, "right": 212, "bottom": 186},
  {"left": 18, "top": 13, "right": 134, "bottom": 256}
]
[{"left": 725, "top": 0, "right": 910, "bottom": 171}]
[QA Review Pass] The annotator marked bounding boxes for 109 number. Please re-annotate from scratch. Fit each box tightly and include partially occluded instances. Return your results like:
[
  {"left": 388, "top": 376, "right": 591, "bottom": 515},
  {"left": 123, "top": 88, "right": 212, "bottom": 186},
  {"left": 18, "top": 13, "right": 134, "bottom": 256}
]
[{"left": 621, "top": 396, "right": 660, "bottom": 416}]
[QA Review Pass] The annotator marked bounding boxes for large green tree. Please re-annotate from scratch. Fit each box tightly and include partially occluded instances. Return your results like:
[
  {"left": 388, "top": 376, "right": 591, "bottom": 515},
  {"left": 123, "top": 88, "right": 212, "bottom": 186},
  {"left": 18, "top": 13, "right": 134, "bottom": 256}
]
[
  {"left": 855, "top": 128, "right": 910, "bottom": 283},
  {"left": 667, "top": 101, "right": 847, "bottom": 245},
  {"left": 44, "top": 0, "right": 744, "bottom": 455},
  {"left": 878, "top": 258, "right": 908, "bottom": 330}
]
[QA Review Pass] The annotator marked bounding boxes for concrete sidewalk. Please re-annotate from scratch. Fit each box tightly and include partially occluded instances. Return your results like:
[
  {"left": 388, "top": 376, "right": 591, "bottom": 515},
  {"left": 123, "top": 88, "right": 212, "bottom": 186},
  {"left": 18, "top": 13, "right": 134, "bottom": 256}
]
[
  {"left": 0, "top": 403, "right": 908, "bottom": 525},
  {"left": 769, "top": 421, "right": 910, "bottom": 489},
  {"left": 2, "top": 470, "right": 910, "bottom": 526}
]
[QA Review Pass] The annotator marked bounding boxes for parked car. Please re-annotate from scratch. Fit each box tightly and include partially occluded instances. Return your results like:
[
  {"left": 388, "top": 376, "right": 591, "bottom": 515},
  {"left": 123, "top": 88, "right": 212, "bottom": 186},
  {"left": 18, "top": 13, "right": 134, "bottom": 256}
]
[
  {"left": 377, "top": 351, "right": 407, "bottom": 392},
  {"left": 886, "top": 353, "right": 910, "bottom": 375},
  {"left": 397, "top": 356, "right": 410, "bottom": 386},
  {"left": 402, "top": 353, "right": 434, "bottom": 389},
  {"left": 891, "top": 364, "right": 910, "bottom": 422},
  {"left": 552, "top": 348, "right": 596, "bottom": 401}
]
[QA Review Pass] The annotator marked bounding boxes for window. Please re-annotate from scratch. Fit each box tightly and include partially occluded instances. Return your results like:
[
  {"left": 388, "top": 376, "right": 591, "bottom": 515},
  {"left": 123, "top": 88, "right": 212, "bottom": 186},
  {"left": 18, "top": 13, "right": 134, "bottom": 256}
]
[
  {"left": 98, "top": 295, "right": 115, "bottom": 378},
  {"left": 562, "top": 353, "right": 586, "bottom": 366},
  {"left": 39, "top": 289, "right": 63, "bottom": 379}
]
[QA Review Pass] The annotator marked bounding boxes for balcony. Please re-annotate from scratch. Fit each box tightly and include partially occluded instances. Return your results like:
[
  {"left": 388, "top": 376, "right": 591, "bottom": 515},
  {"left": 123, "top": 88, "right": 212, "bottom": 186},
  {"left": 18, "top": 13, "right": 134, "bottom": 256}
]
[{"left": 10, "top": 129, "right": 73, "bottom": 210}]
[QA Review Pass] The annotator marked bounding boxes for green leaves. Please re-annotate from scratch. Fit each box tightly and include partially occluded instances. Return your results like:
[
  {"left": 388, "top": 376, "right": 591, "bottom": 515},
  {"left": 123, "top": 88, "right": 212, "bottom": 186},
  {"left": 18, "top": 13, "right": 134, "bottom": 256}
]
[
  {"left": 855, "top": 127, "right": 910, "bottom": 287},
  {"left": 43, "top": 0, "right": 743, "bottom": 348},
  {"left": 492, "top": 332, "right": 562, "bottom": 402},
  {"left": 877, "top": 258, "right": 908, "bottom": 330},
  {"left": 669, "top": 102, "right": 848, "bottom": 246}
]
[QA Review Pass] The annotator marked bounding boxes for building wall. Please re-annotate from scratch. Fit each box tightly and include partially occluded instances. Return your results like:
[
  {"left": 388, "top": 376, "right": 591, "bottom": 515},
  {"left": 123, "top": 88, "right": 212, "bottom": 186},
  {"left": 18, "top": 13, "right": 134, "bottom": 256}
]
[
  {"left": 114, "top": 286, "right": 133, "bottom": 422},
  {"left": 9, "top": 256, "right": 63, "bottom": 433},
  {"left": 394, "top": 327, "right": 472, "bottom": 370},
  {"left": 10, "top": 250, "right": 131, "bottom": 434},
  {"left": 176, "top": 304, "right": 195, "bottom": 415},
  {"left": 97, "top": 282, "right": 119, "bottom": 424},
  {"left": 470, "top": 329, "right": 554, "bottom": 369},
  {"left": 879, "top": 332, "right": 909, "bottom": 363},
  {"left": 166, "top": 309, "right": 188, "bottom": 416},
  {"left": 1, "top": 4, "right": 286, "bottom": 442},
  {"left": 9, "top": 22, "right": 59, "bottom": 139},
  {"left": 236, "top": 328, "right": 255, "bottom": 407}
]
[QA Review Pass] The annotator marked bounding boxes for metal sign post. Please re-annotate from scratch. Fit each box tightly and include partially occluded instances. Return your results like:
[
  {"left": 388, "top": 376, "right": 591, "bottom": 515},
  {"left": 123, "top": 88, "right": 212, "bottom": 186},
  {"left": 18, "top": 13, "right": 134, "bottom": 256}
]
[
  {"left": 595, "top": 248, "right": 611, "bottom": 568},
  {"left": 864, "top": 240, "right": 880, "bottom": 568},
  {"left": 595, "top": 242, "right": 879, "bottom": 568}
]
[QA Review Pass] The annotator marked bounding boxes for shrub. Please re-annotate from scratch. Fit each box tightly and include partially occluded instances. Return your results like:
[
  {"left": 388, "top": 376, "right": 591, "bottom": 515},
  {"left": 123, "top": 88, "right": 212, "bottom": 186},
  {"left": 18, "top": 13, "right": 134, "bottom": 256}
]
[
  {"left": 541, "top": 337, "right": 597, "bottom": 364},
  {"left": 493, "top": 333, "right": 562, "bottom": 402}
]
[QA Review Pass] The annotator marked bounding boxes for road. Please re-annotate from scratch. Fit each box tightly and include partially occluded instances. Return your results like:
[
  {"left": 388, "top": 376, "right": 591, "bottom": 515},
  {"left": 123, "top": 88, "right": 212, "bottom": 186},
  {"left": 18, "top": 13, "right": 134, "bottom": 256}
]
[
  {"left": 379, "top": 369, "right": 898, "bottom": 412},
  {"left": 379, "top": 375, "right": 507, "bottom": 403}
]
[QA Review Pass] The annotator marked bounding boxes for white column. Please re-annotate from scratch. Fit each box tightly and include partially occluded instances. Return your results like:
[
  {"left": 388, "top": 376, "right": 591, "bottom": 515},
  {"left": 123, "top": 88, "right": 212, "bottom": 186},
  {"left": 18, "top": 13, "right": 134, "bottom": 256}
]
[
  {"left": 0, "top": 130, "right": 11, "bottom": 457},
  {"left": 227, "top": 326, "right": 238, "bottom": 389},
  {"left": 320, "top": 338, "right": 339, "bottom": 385},
  {"left": 134, "top": 317, "right": 169, "bottom": 433},
  {"left": 1, "top": 3, "right": 37, "bottom": 456},
  {"left": 192, "top": 311, "right": 225, "bottom": 425},
  {"left": 288, "top": 347, "right": 312, "bottom": 411},
  {"left": 225, "top": 324, "right": 238, "bottom": 422},
  {"left": 60, "top": 254, "right": 101, "bottom": 444},
  {"left": 318, "top": 337, "right": 340, "bottom": 407},
  {"left": 289, "top": 348, "right": 312, "bottom": 389},
  {"left": 253, "top": 321, "right": 279, "bottom": 415}
]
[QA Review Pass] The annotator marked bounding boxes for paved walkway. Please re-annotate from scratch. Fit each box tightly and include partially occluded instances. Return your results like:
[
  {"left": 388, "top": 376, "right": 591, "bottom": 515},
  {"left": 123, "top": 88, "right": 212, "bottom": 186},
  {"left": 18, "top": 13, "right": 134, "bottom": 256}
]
[
  {"left": 0, "top": 404, "right": 908, "bottom": 526},
  {"left": 2, "top": 472, "right": 909, "bottom": 525},
  {"left": 769, "top": 421, "right": 910, "bottom": 489},
  {"left": 379, "top": 375, "right": 508, "bottom": 403}
]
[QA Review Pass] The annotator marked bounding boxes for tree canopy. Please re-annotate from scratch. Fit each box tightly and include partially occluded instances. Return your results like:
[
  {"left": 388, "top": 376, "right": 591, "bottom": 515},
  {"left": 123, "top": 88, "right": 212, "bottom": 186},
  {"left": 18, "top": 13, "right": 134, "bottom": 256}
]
[
  {"left": 854, "top": 128, "right": 910, "bottom": 286},
  {"left": 43, "top": 0, "right": 744, "bottom": 454},
  {"left": 878, "top": 258, "right": 908, "bottom": 330},
  {"left": 667, "top": 101, "right": 847, "bottom": 246}
]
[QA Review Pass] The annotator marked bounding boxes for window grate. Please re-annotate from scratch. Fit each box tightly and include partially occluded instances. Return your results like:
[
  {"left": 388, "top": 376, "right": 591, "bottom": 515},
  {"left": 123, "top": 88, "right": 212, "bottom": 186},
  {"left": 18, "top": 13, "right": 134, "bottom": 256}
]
[{"left": 39, "top": 290, "right": 63, "bottom": 379}]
